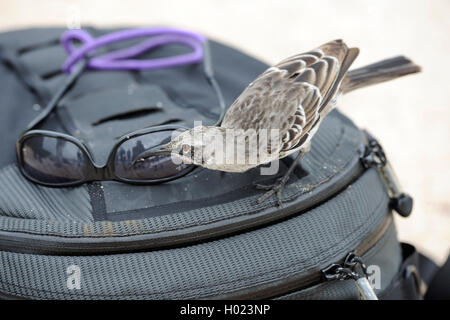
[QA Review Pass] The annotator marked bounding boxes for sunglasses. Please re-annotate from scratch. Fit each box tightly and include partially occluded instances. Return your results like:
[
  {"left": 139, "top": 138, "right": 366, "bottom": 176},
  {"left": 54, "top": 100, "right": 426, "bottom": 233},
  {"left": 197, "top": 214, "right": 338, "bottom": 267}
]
[{"left": 16, "top": 28, "right": 226, "bottom": 187}]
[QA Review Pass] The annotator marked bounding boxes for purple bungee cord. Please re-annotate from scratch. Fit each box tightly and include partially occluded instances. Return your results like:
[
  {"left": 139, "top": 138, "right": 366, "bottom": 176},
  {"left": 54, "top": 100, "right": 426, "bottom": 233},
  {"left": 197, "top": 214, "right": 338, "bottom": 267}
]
[{"left": 61, "top": 27, "right": 207, "bottom": 73}]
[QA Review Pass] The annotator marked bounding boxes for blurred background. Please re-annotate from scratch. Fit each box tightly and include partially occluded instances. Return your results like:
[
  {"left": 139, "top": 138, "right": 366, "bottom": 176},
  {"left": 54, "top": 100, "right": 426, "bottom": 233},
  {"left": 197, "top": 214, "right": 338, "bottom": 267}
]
[{"left": 0, "top": 0, "right": 449, "bottom": 264}]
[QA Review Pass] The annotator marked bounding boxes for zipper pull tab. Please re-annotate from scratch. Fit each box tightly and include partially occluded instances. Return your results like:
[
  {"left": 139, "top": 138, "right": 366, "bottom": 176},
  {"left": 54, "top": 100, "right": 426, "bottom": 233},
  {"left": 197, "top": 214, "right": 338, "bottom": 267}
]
[
  {"left": 322, "top": 252, "right": 379, "bottom": 300},
  {"left": 354, "top": 276, "right": 379, "bottom": 300},
  {"left": 360, "top": 136, "right": 387, "bottom": 169},
  {"left": 360, "top": 132, "right": 413, "bottom": 217}
]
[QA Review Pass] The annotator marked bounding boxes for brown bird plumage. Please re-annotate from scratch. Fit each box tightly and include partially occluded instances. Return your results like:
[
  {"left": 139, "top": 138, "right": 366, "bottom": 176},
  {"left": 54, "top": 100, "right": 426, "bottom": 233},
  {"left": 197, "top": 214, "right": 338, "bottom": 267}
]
[{"left": 221, "top": 39, "right": 359, "bottom": 160}]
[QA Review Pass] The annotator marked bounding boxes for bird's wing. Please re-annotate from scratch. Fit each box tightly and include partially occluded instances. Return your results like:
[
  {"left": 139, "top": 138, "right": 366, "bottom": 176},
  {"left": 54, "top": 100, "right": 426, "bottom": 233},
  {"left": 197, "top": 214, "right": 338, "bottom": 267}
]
[{"left": 221, "top": 40, "right": 359, "bottom": 154}]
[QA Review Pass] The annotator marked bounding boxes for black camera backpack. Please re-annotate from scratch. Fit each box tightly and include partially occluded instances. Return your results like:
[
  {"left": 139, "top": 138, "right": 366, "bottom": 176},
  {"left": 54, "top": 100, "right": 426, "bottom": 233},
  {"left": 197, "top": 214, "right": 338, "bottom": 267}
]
[{"left": 0, "top": 27, "right": 439, "bottom": 299}]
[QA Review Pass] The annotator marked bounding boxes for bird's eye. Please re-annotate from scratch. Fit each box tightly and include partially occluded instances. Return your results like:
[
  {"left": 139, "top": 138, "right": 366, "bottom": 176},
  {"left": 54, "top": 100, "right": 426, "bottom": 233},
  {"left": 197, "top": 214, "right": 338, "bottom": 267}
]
[{"left": 182, "top": 144, "right": 190, "bottom": 154}]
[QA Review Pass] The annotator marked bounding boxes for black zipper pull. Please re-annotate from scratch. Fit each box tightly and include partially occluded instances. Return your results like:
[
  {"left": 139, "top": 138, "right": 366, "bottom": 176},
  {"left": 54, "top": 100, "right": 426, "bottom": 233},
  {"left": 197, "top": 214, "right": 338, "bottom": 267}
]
[
  {"left": 360, "top": 136, "right": 387, "bottom": 169},
  {"left": 322, "top": 252, "right": 378, "bottom": 300},
  {"left": 360, "top": 132, "right": 413, "bottom": 217}
]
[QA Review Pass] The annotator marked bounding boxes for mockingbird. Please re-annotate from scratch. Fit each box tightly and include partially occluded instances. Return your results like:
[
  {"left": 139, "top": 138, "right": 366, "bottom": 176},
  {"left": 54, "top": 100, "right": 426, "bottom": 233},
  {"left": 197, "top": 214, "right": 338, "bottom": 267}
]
[{"left": 137, "top": 39, "right": 420, "bottom": 205}]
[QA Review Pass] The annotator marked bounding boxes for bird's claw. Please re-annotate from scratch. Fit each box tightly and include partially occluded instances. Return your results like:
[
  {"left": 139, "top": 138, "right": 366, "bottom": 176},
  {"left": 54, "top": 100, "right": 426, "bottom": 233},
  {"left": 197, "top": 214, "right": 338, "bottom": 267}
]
[{"left": 254, "top": 178, "right": 286, "bottom": 206}]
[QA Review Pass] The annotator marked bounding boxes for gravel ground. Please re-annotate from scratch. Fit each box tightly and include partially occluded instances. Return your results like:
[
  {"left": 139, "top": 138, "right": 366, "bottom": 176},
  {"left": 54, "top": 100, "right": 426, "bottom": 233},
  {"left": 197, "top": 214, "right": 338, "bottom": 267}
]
[{"left": 1, "top": 0, "right": 449, "bottom": 265}]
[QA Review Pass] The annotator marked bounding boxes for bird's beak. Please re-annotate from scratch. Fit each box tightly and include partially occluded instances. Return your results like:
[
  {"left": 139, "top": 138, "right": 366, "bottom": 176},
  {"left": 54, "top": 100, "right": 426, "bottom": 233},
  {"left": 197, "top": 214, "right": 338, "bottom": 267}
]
[{"left": 132, "top": 143, "right": 172, "bottom": 165}]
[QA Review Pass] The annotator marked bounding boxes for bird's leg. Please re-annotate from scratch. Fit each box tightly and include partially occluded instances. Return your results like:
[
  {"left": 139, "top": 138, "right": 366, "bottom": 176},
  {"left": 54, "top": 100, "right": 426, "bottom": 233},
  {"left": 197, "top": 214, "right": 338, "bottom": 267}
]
[{"left": 254, "top": 150, "right": 306, "bottom": 206}]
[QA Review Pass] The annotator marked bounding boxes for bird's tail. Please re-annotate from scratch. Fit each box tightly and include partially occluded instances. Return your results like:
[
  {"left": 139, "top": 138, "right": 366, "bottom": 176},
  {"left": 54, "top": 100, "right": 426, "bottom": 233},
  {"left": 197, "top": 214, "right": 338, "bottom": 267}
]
[{"left": 341, "top": 56, "right": 421, "bottom": 94}]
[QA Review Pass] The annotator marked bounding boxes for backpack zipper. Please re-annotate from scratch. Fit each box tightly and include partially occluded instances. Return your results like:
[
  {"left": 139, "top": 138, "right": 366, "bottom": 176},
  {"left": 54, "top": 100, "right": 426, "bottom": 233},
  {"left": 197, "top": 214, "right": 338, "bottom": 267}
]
[
  {"left": 360, "top": 131, "right": 413, "bottom": 217},
  {"left": 207, "top": 213, "right": 393, "bottom": 299},
  {"left": 0, "top": 216, "right": 390, "bottom": 300},
  {"left": 322, "top": 252, "right": 378, "bottom": 300}
]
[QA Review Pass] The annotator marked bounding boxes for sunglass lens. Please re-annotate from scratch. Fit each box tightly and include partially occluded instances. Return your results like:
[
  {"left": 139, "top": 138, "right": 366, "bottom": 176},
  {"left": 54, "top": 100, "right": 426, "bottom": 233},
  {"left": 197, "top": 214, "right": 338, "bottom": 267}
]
[
  {"left": 21, "top": 136, "right": 89, "bottom": 185},
  {"left": 114, "top": 130, "right": 191, "bottom": 181}
]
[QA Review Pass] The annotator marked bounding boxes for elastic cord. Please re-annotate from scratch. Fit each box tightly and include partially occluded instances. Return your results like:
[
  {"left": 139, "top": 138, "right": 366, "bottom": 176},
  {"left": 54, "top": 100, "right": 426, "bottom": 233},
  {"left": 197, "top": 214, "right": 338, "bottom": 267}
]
[{"left": 61, "top": 28, "right": 206, "bottom": 73}]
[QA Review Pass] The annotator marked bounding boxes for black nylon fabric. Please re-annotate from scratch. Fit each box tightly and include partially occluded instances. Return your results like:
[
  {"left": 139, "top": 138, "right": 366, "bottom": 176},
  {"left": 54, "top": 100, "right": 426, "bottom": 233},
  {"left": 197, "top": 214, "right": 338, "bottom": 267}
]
[
  {"left": 0, "top": 60, "right": 38, "bottom": 169},
  {"left": 379, "top": 244, "right": 423, "bottom": 300}
]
